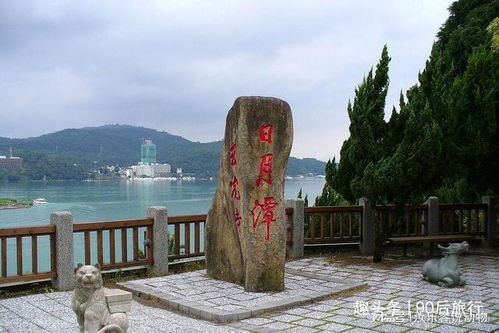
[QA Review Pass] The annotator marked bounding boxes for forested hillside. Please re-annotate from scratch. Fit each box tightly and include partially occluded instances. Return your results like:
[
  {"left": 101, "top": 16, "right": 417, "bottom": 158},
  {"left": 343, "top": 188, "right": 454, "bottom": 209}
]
[{"left": 0, "top": 125, "right": 325, "bottom": 180}]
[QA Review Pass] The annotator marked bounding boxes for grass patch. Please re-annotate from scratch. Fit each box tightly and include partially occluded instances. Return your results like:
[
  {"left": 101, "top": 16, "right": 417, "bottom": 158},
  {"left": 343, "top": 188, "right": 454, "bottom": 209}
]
[
  {"left": 0, "top": 197, "right": 32, "bottom": 208},
  {"left": 0, "top": 281, "right": 55, "bottom": 300}
]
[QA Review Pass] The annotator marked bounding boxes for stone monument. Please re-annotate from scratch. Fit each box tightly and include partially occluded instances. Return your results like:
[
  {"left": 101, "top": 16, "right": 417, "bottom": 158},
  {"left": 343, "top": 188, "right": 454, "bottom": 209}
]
[
  {"left": 422, "top": 241, "right": 469, "bottom": 287},
  {"left": 205, "top": 96, "right": 293, "bottom": 292}
]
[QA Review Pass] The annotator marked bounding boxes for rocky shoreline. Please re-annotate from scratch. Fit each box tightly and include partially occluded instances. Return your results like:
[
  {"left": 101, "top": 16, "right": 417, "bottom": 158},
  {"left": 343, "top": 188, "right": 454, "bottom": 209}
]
[{"left": 0, "top": 204, "right": 31, "bottom": 210}]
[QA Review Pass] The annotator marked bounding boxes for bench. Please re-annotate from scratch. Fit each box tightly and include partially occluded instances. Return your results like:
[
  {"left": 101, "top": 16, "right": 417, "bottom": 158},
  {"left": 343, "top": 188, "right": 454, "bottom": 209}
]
[{"left": 389, "top": 234, "right": 478, "bottom": 256}]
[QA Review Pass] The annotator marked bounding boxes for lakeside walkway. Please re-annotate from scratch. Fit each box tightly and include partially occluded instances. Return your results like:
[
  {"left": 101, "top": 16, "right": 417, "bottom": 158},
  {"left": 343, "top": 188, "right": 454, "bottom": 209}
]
[{"left": 0, "top": 255, "right": 497, "bottom": 332}]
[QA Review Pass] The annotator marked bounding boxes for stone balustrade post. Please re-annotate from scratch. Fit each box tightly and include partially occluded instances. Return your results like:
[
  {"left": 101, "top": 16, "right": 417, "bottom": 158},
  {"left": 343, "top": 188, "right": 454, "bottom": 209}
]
[
  {"left": 425, "top": 196, "right": 439, "bottom": 236},
  {"left": 482, "top": 196, "right": 498, "bottom": 248},
  {"left": 50, "top": 211, "right": 74, "bottom": 291},
  {"left": 359, "top": 198, "right": 374, "bottom": 254},
  {"left": 147, "top": 206, "right": 169, "bottom": 274},
  {"left": 285, "top": 199, "right": 304, "bottom": 258}
]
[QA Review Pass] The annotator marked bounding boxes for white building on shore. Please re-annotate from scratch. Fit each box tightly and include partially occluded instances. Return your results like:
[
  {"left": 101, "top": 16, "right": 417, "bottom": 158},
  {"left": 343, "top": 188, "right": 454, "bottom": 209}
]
[{"left": 131, "top": 163, "right": 171, "bottom": 178}]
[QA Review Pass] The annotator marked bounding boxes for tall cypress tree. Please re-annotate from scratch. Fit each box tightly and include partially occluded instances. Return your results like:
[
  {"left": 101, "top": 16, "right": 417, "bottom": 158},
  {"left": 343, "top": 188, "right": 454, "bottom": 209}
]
[
  {"left": 414, "top": 0, "right": 499, "bottom": 201},
  {"left": 332, "top": 45, "right": 391, "bottom": 203}
]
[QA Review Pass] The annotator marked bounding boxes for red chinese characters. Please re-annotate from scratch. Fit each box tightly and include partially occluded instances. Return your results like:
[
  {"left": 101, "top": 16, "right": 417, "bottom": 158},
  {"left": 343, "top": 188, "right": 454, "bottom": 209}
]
[
  {"left": 259, "top": 125, "right": 273, "bottom": 144},
  {"left": 230, "top": 176, "right": 241, "bottom": 200},
  {"left": 256, "top": 153, "right": 273, "bottom": 186},
  {"left": 235, "top": 208, "right": 242, "bottom": 232},
  {"left": 251, "top": 197, "right": 279, "bottom": 241},
  {"left": 229, "top": 143, "right": 237, "bottom": 166}
]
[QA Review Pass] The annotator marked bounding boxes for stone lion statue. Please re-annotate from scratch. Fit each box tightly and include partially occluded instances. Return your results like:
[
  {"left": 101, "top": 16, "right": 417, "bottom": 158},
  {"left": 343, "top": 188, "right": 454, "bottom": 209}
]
[{"left": 72, "top": 263, "right": 128, "bottom": 333}]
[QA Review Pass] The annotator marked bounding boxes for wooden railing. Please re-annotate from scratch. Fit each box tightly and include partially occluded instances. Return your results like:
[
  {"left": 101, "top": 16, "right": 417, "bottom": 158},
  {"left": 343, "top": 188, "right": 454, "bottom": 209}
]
[
  {"left": 0, "top": 200, "right": 492, "bottom": 286},
  {"left": 304, "top": 206, "right": 363, "bottom": 244},
  {"left": 438, "top": 203, "right": 487, "bottom": 235},
  {"left": 0, "top": 225, "right": 56, "bottom": 284},
  {"left": 73, "top": 218, "right": 154, "bottom": 270},
  {"left": 376, "top": 204, "right": 428, "bottom": 237},
  {"left": 168, "top": 214, "right": 206, "bottom": 260}
]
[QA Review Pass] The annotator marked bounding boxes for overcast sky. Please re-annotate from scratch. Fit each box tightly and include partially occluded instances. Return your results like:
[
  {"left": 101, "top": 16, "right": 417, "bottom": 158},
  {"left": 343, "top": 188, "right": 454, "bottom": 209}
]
[{"left": 0, "top": 0, "right": 454, "bottom": 161}]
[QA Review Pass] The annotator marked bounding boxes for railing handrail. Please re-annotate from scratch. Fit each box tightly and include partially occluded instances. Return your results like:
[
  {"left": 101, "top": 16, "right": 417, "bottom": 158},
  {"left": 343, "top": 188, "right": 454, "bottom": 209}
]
[
  {"left": 375, "top": 204, "right": 427, "bottom": 211},
  {"left": 439, "top": 203, "right": 487, "bottom": 210},
  {"left": 304, "top": 206, "right": 363, "bottom": 213},
  {"left": 73, "top": 217, "right": 153, "bottom": 232},
  {"left": 0, "top": 225, "right": 55, "bottom": 237},
  {"left": 169, "top": 214, "right": 207, "bottom": 224}
]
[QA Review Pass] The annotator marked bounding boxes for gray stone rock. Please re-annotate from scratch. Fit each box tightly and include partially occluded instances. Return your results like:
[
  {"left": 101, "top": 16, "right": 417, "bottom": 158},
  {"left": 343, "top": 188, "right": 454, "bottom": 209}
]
[
  {"left": 422, "top": 241, "right": 469, "bottom": 287},
  {"left": 205, "top": 96, "right": 293, "bottom": 292}
]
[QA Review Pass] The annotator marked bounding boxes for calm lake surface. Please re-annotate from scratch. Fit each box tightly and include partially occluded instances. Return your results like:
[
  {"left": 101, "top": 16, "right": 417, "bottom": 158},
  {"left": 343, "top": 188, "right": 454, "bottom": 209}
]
[
  {"left": 0, "top": 178, "right": 325, "bottom": 275},
  {"left": 0, "top": 178, "right": 325, "bottom": 226}
]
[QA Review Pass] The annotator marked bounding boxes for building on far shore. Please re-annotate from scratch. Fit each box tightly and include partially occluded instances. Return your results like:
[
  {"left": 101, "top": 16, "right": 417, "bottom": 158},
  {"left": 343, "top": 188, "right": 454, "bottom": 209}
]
[
  {"left": 133, "top": 163, "right": 171, "bottom": 178},
  {"left": 0, "top": 148, "right": 22, "bottom": 170},
  {"left": 123, "top": 139, "right": 175, "bottom": 178},
  {"left": 140, "top": 139, "right": 156, "bottom": 164}
]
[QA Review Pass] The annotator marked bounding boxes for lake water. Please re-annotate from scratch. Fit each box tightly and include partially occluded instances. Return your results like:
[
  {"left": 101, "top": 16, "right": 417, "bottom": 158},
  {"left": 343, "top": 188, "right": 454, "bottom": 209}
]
[
  {"left": 0, "top": 178, "right": 324, "bottom": 226},
  {"left": 0, "top": 178, "right": 325, "bottom": 275}
]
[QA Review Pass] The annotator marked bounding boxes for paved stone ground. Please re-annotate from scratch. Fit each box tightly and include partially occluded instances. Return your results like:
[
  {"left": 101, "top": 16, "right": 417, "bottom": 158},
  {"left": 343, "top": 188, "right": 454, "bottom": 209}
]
[
  {"left": 0, "top": 254, "right": 498, "bottom": 332},
  {"left": 0, "top": 291, "right": 240, "bottom": 332},
  {"left": 232, "top": 255, "right": 499, "bottom": 332},
  {"left": 119, "top": 269, "right": 365, "bottom": 322}
]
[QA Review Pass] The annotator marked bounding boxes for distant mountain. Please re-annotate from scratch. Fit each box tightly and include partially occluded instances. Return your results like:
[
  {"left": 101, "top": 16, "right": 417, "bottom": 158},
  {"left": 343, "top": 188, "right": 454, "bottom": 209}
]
[{"left": 0, "top": 124, "right": 325, "bottom": 178}]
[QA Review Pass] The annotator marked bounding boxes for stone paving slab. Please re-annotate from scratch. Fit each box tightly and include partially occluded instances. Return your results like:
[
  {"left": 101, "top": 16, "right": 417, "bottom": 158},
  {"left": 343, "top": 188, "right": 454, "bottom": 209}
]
[
  {"left": 234, "top": 255, "right": 499, "bottom": 332},
  {"left": 1, "top": 254, "right": 498, "bottom": 332},
  {"left": 118, "top": 269, "right": 366, "bottom": 323},
  {"left": 0, "top": 291, "right": 241, "bottom": 332}
]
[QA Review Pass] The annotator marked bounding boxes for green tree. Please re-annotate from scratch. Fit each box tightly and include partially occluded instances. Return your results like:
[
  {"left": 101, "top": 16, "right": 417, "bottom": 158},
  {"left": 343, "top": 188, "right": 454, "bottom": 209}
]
[
  {"left": 333, "top": 46, "right": 391, "bottom": 204},
  {"left": 315, "top": 157, "right": 348, "bottom": 206}
]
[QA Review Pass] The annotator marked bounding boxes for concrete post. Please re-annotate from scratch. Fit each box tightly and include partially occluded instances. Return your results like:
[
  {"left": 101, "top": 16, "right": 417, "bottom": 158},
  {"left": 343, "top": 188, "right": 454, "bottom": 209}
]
[
  {"left": 425, "top": 196, "right": 439, "bottom": 236},
  {"left": 285, "top": 199, "right": 304, "bottom": 258},
  {"left": 50, "top": 211, "right": 74, "bottom": 291},
  {"left": 359, "top": 198, "right": 374, "bottom": 254},
  {"left": 147, "top": 206, "right": 169, "bottom": 274},
  {"left": 482, "top": 196, "right": 497, "bottom": 248}
]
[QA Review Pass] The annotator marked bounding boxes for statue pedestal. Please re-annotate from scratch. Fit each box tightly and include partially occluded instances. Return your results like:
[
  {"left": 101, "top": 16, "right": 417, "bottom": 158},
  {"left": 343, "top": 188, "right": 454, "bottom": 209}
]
[{"left": 105, "top": 289, "right": 132, "bottom": 313}]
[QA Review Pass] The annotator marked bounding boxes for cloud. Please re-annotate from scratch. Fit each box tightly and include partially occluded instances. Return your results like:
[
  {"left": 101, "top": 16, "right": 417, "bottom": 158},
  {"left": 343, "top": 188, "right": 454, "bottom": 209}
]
[{"left": 0, "top": 0, "right": 454, "bottom": 160}]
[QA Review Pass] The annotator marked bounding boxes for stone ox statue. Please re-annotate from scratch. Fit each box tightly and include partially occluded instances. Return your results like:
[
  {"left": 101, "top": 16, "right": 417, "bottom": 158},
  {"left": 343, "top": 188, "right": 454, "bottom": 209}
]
[
  {"left": 422, "top": 241, "right": 469, "bottom": 287},
  {"left": 72, "top": 264, "right": 130, "bottom": 333}
]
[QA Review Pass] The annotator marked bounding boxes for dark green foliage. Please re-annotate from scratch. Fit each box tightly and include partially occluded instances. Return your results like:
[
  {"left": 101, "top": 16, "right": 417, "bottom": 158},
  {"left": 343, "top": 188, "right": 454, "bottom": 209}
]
[
  {"left": 297, "top": 188, "right": 309, "bottom": 207},
  {"left": 413, "top": 0, "right": 499, "bottom": 201},
  {"left": 333, "top": 46, "right": 391, "bottom": 204},
  {"left": 0, "top": 150, "right": 88, "bottom": 181},
  {"left": 320, "top": 0, "right": 498, "bottom": 261},
  {"left": 0, "top": 125, "right": 325, "bottom": 179}
]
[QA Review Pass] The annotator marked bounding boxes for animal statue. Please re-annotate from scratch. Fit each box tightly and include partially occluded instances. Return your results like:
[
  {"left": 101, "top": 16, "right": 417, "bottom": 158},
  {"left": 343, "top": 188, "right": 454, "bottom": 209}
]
[
  {"left": 422, "top": 241, "right": 469, "bottom": 287},
  {"left": 72, "top": 263, "right": 128, "bottom": 333}
]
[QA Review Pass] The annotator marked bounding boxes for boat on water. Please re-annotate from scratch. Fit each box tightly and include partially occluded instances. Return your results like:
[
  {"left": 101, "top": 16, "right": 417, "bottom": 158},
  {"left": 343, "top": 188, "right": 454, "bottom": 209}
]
[{"left": 33, "top": 198, "right": 47, "bottom": 204}]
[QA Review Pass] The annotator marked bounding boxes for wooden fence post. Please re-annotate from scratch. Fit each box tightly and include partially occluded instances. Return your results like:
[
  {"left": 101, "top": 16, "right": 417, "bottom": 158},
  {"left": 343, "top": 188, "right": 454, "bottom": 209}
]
[
  {"left": 482, "top": 196, "right": 497, "bottom": 248},
  {"left": 285, "top": 199, "right": 304, "bottom": 258},
  {"left": 147, "top": 206, "right": 169, "bottom": 274},
  {"left": 50, "top": 211, "right": 74, "bottom": 291}
]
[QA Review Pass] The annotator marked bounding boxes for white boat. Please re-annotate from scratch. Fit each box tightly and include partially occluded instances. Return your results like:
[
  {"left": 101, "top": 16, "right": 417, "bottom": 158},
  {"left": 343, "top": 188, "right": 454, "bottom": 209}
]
[{"left": 33, "top": 198, "right": 47, "bottom": 204}]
